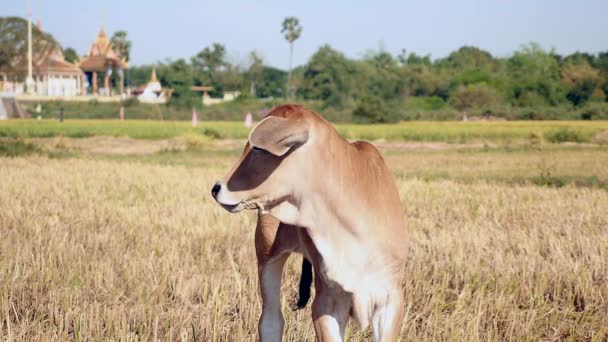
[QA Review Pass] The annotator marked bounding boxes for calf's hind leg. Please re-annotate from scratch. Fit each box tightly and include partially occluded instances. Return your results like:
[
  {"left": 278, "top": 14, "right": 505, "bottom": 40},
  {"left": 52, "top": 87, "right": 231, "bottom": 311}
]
[{"left": 312, "top": 280, "right": 351, "bottom": 341}]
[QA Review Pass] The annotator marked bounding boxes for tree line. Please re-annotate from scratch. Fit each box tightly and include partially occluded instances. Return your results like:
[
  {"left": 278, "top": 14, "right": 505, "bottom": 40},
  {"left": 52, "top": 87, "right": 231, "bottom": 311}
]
[
  {"left": 2, "top": 16, "right": 608, "bottom": 122},
  {"left": 130, "top": 42, "right": 608, "bottom": 121}
]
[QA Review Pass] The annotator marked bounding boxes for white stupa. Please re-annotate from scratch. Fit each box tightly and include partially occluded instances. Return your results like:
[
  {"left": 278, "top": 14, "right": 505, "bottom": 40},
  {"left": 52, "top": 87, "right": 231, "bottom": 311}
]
[{"left": 137, "top": 66, "right": 166, "bottom": 103}]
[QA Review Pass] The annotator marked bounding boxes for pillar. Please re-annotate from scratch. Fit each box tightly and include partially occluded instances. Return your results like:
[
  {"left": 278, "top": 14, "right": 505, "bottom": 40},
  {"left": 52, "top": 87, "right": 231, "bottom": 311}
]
[
  {"left": 104, "top": 73, "right": 110, "bottom": 96},
  {"left": 37, "top": 75, "right": 43, "bottom": 95},
  {"left": 81, "top": 74, "right": 86, "bottom": 95},
  {"left": 119, "top": 69, "right": 124, "bottom": 96},
  {"left": 92, "top": 71, "right": 98, "bottom": 94}
]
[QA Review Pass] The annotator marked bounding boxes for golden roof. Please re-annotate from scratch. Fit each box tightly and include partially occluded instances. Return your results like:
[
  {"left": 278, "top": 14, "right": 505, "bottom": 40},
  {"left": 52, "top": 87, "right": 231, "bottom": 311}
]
[
  {"left": 91, "top": 27, "right": 110, "bottom": 55},
  {"left": 78, "top": 26, "right": 128, "bottom": 71}
]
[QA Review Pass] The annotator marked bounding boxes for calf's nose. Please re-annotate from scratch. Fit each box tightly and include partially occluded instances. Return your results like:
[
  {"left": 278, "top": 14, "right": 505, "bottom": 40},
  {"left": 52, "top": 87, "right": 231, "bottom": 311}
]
[{"left": 211, "top": 182, "right": 221, "bottom": 199}]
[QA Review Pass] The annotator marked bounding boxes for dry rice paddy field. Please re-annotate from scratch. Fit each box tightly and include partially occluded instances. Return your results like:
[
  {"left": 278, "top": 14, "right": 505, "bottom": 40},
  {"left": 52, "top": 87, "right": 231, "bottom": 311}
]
[{"left": 1, "top": 120, "right": 607, "bottom": 341}]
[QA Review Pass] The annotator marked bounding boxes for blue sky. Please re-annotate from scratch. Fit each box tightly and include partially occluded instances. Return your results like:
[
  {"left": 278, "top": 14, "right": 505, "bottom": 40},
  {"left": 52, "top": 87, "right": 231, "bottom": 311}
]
[{"left": 2, "top": 0, "right": 606, "bottom": 69}]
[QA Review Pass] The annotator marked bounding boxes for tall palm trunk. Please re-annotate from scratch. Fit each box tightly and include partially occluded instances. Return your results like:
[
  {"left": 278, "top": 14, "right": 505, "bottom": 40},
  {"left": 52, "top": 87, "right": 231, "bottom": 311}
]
[
  {"left": 287, "top": 42, "right": 293, "bottom": 99},
  {"left": 250, "top": 81, "right": 256, "bottom": 98}
]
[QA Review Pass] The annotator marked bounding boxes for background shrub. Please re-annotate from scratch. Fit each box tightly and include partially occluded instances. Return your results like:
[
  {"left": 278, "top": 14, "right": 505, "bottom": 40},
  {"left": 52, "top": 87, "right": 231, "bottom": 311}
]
[{"left": 544, "top": 128, "right": 586, "bottom": 143}]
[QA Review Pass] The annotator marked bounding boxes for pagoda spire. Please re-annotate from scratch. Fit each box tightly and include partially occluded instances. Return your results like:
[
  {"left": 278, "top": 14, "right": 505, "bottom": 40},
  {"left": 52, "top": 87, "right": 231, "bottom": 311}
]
[
  {"left": 151, "top": 66, "right": 158, "bottom": 83},
  {"left": 36, "top": 0, "right": 41, "bottom": 29}
]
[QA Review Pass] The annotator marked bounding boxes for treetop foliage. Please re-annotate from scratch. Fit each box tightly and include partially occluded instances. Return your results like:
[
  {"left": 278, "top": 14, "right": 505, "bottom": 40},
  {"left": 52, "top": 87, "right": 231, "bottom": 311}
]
[
  {"left": 281, "top": 17, "right": 302, "bottom": 43},
  {"left": 0, "top": 17, "right": 59, "bottom": 77},
  {"left": 127, "top": 40, "right": 608, "bottom": 121},
  {"left": 110, "top": 31, "right": 131, "bottom": 63}
]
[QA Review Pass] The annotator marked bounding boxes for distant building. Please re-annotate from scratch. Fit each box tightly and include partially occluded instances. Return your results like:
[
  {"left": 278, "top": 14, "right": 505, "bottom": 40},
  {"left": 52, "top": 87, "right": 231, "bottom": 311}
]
[
  {"left": 191, "top": 86, "right": 241, "bottom": 106},
  {"left": 77, "top": 25, "right": 128, "bottom": 96},
  {"left": 201, "top": 90, "right": 241, "bottom": 106},
  {"left": 2, "top": 40, "right": 84, "bottom": 97},
  {"left": 133, "top": 66, "right": 171, "bottom": 103},
  {"left": 1, "top": 20, "right": 127, "bottom": 101}
]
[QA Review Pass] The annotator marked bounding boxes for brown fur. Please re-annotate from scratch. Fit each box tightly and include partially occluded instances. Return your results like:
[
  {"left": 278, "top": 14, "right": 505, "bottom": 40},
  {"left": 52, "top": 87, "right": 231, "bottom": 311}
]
[{"left": 213, "top": 105, "right": 408, "bottom": 341}]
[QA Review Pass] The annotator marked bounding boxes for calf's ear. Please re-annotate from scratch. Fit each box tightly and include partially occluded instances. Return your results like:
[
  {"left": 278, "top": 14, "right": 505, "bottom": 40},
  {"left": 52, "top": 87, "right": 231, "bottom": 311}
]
[{"left": 248, "top": 116, "right": 309, "bottom": 156}]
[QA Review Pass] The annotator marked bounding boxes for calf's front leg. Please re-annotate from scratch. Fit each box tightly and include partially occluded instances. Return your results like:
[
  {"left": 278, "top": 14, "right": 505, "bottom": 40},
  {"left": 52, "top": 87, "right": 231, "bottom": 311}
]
[
  {"left": 255, "top": 214, "right": 296, "bottom": 341},
  {"left": 258, "top": 253, "right": 289, "bottom": 341}
]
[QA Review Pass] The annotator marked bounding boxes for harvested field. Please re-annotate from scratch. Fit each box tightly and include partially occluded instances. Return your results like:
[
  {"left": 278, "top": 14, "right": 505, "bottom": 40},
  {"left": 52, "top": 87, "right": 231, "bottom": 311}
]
[{"left": 0, "top": 136, "right": 606, "bottom": 340}]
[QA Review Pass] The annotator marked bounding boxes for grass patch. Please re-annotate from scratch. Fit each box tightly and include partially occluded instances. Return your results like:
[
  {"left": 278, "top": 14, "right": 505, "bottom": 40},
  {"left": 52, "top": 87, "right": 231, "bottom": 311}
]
[
  {"left": 2, "top": 119, "right": 608, "bottom": 143},
  {"left": 337, "top": 121, "right": 607, "bottom": 143},
  {"left": 544, "top": 128, "right": 588, "bottom": 143},
  {"left": 0, "top": 139, "right": 39, "bottom": 157}
]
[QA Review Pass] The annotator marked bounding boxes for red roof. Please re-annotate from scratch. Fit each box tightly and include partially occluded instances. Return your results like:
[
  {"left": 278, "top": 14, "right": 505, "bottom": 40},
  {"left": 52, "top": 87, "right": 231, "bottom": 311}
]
[{"left": 16, "top": 47, "right": 83, "bottom": 75}]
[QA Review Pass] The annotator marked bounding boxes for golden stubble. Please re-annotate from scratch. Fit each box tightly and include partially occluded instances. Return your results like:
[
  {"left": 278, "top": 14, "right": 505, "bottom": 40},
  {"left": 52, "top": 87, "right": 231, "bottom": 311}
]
[{"left": 0, "top": 154, "right": 606, "bottom": 341}]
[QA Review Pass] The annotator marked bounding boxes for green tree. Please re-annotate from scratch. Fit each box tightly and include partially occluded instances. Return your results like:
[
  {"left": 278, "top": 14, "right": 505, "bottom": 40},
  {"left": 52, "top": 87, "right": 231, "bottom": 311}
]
[
  {"left": 110, "top": 30, "right": 131, "bottom": 62},
  {"left": 563, "top": 52, "right": 595, "bottom": 66},
  {"left": 192, "top": 43, "right": 227, "bottom": 83},
  {"left": 353, "top": 95, "right": 389, "bottom": 123},
  {"left": 507, "top": 43, "right": 563, "bottom": 106},
  {"left": 248, "top": 50, "right": 264, "bottom": 97},
  {"left": 561, "top": 62, "right": 601, "bottom": 106},
  {"left": 217, "top": 64, "right": 244, "bottom": 93},
  {"left": 398, "top": 50, "right": 431, "bottom": 66},
  {"left": 127, "top": 64, "right": 154, "bottom": 87},
  {"left": 0, "top": 17, "right": 59, "bottom": 78},
  {"left": 300, "top": 45, "right": 355, "bottom": 108},
  {"left": 363, "top": 51, "right": 404, "bottom": 101},
  {"left": 62, "top": 47, "right": 78, "bottom": 64},
  {"left": 281, "top": 16, "right": 302, "bottom": 98},
  {"left": 594, "top": 51, "right": 608, "bottom": 73},
  {"left": 158, "top": 59, "right": 195, "bottom": 107},
  {"left": 596, "top": 52, "right": 608, "bottom": 101},
  {"left": 449, "top": 83, "right": 500, "bottom": 111},
  {"left": 440, "top": 46, "right": 495, "bottom": 70},
  {"left": 402, "top": 65, "right": 439, "bottom": 97},
  {"left": 257, "top": 66, "right": 287, "bottom": 98}
]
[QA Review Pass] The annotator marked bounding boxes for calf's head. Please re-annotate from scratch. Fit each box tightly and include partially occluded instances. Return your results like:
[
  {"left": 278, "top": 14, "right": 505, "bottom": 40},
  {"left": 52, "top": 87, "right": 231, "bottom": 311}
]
[{"left": 211, "top": 115, "right": 310, "bottom": 213}]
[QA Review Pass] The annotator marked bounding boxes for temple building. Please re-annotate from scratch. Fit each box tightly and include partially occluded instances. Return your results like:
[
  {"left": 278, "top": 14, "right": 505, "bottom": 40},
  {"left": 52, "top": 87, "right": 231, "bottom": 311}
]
[
  {"left": 9, "top": 46, "right": 85, "bottom": 97},
  {"left": 77, "top": 26, "right": 128, "bottom": 96},
  {"left": 1, "top": 18, "right": 84, "bottom": 97}
]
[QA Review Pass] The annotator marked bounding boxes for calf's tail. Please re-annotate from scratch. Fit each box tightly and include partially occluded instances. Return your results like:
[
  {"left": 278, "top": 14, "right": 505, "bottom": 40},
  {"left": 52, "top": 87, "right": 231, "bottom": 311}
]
[{"left": 294, "top": 258, "right": 313, "bottom": 310}]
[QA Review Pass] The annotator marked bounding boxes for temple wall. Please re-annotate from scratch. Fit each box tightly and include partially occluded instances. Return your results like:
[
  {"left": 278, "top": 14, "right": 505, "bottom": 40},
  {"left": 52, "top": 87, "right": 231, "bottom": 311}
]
[
  {"left": 46, "top": 76, "right": 79, "bottom": 97},
  {"left": 2, "top": 75, "right": 82, "bottom": 97}
]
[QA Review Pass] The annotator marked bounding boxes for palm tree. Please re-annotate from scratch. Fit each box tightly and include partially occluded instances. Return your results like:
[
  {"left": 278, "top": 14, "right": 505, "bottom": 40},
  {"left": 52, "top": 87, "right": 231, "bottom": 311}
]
[
  {"left": 110, "top": 31, "right": 132, "bottom": 62},
  {"left": 248, "top": 50, "right": 264, "bottom": 98},
  {"left": 281, "top": 16, "right": 302, "bottom": 98}
]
